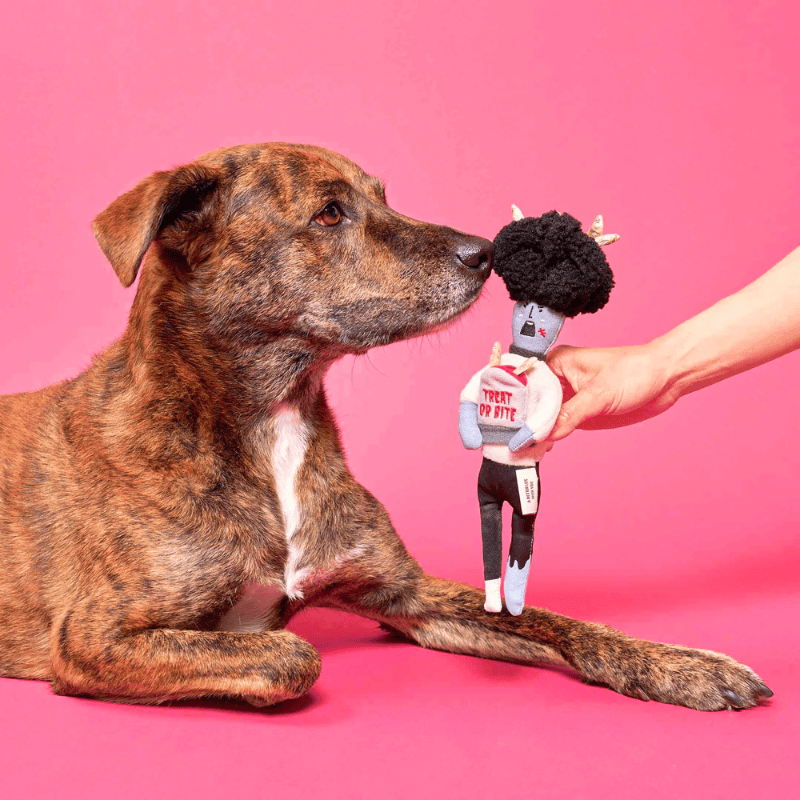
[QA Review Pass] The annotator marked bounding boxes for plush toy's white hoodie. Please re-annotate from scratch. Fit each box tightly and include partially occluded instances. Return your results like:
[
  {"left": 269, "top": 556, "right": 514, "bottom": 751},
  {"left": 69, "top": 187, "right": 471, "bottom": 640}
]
[{"left": 460, "top": 350, "right": 562, "bottom": 465}]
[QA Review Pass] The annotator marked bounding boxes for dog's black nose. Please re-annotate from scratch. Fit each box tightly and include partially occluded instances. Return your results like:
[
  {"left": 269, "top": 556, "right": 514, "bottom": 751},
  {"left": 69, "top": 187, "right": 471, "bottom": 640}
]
[{"left": 455, "top": 236, "right": 494, "bottom": 274}]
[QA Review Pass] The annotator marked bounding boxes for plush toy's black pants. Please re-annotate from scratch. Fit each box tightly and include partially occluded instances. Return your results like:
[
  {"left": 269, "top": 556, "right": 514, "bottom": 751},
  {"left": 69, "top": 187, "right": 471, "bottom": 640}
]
[{"left": 478, "top": 458, "right": 540, "bottom": 581}]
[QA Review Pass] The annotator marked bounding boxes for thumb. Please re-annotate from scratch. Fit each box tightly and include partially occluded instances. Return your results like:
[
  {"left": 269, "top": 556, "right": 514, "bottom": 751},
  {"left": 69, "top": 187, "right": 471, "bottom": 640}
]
[
  {"left": 545, "top": 344, "right": 577, "bottom": 381},
  {"left": 548, "top": 386, "right": 608, "bottom": 441}
]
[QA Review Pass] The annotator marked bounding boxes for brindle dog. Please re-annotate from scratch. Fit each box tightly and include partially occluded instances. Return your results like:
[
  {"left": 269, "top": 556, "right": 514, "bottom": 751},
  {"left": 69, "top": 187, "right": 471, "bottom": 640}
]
[{"left": 0, "top": 143, "right": 771, "bottom": 710}]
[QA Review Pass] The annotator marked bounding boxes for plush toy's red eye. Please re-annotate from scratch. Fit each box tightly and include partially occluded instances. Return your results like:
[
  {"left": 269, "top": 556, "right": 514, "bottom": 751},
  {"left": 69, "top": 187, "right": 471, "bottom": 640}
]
[{"left": 314, "top": 202, "right": 342, "bottom": 227}]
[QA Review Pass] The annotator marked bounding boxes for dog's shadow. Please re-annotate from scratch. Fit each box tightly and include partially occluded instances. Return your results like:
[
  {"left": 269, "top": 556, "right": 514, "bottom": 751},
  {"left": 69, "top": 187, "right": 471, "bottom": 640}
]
[{"left": 177, "top": 693, "right": 319, "bottom": 716}]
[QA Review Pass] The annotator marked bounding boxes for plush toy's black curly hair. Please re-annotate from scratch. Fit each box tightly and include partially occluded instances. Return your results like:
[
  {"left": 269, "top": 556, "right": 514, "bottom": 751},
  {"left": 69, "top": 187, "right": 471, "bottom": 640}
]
[{"left": 493, "top": 211, "right": 614, "bottom": 317}]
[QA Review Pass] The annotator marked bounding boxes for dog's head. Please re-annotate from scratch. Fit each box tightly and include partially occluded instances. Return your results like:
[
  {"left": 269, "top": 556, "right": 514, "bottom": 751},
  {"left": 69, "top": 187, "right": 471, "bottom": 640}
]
[{"left": 93, "top": 143, "right": 492, "bottom": 356}]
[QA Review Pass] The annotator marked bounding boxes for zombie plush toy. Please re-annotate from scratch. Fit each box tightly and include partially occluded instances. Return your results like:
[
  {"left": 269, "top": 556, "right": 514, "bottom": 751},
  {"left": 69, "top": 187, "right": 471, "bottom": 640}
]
[{"left": 459, "top": 207, "right": 619, "bottom": 615}]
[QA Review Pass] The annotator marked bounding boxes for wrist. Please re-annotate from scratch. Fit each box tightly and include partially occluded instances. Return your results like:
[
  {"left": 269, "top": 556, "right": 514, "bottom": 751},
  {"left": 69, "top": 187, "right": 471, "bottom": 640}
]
[{"left": 647, "top": 328, "right": 699, "bottom": 401}]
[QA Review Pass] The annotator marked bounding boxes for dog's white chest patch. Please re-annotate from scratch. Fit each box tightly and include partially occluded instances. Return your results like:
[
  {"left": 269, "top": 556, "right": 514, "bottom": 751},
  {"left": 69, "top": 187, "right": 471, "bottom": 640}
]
[{"left": 271, "top": 404, "right": 311, "bottom": 599}]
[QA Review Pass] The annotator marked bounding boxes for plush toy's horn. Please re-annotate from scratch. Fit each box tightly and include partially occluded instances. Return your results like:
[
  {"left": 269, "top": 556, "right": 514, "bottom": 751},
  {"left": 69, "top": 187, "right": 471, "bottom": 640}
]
[
  {"left": 511, "top": 204, "right": 524, "bottom": 222},
  {"left": 587, "top": 215, "right": 620, "bottom": 247}
]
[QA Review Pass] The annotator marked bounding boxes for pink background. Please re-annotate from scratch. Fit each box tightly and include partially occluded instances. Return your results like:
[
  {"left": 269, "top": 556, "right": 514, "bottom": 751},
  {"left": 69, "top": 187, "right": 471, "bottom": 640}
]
[{"left": 1, "top": 0, "right": 798, "bottom": 797}]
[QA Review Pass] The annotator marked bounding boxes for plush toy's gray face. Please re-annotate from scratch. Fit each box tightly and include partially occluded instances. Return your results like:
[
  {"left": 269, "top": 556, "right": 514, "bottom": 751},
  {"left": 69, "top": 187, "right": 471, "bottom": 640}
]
[{"left": 510, "top": 301, "right": 565, "bottom": 358}]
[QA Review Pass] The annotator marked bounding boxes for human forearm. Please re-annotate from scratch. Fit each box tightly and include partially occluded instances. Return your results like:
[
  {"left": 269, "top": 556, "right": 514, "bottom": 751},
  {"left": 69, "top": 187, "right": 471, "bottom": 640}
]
[
  {"left": 655, "top": 245, "right": 800, "bottom": 399},
  {"left": 545, "top": 244, "right": 800, "bottom": 440}
]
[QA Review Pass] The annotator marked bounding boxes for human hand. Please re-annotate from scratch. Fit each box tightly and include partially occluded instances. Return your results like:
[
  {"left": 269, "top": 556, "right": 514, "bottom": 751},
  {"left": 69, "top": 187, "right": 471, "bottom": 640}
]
[{"left": 545, "top": 343, "right": 681, "bottom": 441}]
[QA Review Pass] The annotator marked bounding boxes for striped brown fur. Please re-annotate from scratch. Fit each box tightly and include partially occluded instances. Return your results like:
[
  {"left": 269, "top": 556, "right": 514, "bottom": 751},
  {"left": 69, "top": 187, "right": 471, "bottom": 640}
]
[{"left": 0, "top": 143, "right": 770, "bottom": 710}]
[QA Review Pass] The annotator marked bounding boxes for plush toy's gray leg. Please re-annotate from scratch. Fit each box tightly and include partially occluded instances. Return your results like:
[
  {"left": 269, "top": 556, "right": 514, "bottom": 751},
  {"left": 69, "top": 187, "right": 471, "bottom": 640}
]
[{"left": 504, "top": 512, "right": 535, "bottom": 616}]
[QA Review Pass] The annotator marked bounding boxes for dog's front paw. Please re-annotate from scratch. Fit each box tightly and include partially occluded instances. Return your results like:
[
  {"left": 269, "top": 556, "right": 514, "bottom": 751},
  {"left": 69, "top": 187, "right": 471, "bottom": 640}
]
[{"left": 597, "top": 638, "right": 773, "bottom": 711}]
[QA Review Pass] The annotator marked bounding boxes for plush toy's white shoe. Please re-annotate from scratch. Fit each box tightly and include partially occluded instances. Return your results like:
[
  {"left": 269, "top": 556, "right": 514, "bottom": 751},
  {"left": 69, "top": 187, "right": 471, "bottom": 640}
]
[{"left": 484, "top": 578, "right": 502, "bottom": 613}]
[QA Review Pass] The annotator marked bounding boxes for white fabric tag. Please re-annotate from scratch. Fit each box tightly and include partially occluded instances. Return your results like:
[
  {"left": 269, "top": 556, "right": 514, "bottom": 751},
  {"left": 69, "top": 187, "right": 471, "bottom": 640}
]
[{"left": 516, "top": 468, "right": 539, "bottom": 515}]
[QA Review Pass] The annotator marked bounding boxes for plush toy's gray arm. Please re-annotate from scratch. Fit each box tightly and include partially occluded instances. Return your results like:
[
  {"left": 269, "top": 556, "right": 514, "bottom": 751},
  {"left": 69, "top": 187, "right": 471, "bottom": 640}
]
[
  {"left": 508, "top": 424, "right": 536, "bottom": 452},
  {"left": 459, "top": 401, "right": 483, "bottom": 449}
]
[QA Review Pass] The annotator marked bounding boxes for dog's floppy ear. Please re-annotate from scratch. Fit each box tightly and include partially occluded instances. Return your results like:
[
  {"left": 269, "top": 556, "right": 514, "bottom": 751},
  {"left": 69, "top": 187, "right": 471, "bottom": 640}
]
[{"left": 92, "top": 163, "right": 221, "bottom": 287}]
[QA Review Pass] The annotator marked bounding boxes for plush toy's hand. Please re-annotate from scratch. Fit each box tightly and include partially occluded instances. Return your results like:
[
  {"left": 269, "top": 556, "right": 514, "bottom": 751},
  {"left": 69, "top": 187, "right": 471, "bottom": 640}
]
[
  {"left": 459, "top": 401, "right": 483, "bottom": 449},
  {"left": 508, "top": 424, "right": 536, "bottom": 452}
]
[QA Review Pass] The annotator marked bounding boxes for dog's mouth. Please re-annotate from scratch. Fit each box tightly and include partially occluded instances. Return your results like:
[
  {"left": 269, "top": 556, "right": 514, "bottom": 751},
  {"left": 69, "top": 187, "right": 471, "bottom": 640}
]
[
  {"left": 328, "top": 279, "right": 486, "bottom": 353},
  {"left": 421, "top": 279, "right": 486, "bottom": 328}
]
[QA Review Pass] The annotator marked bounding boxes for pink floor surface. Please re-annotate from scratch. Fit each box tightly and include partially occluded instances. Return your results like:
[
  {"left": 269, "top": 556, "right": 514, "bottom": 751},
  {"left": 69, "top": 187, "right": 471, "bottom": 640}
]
[
  {"left": 1, "top": 594, "right": 796, "bottom": 798},
  {"left": 1, "top": 1, "right": 799, "bottom": 797}
]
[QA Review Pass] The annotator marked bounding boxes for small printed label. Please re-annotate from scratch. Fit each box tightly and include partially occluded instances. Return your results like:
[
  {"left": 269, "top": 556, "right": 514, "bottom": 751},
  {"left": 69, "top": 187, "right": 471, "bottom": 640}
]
[{"left": 516, "top": 468, "right": 539, "bottom": 515}]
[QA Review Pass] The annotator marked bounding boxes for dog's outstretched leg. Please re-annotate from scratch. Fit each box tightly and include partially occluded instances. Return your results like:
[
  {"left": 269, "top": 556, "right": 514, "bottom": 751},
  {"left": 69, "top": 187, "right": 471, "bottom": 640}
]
[
  {"left": 50, "top": 617, "right": 320, "bottom": 706},
  {"left": 331, "top": 573, "right": 772, "bottom": 711}
]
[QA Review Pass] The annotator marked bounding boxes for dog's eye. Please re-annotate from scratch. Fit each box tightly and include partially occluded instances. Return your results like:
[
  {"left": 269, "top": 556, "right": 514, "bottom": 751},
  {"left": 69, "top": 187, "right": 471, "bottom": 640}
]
[{"left": 313, "top": 202, "right": 342, "bottom": 227}]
